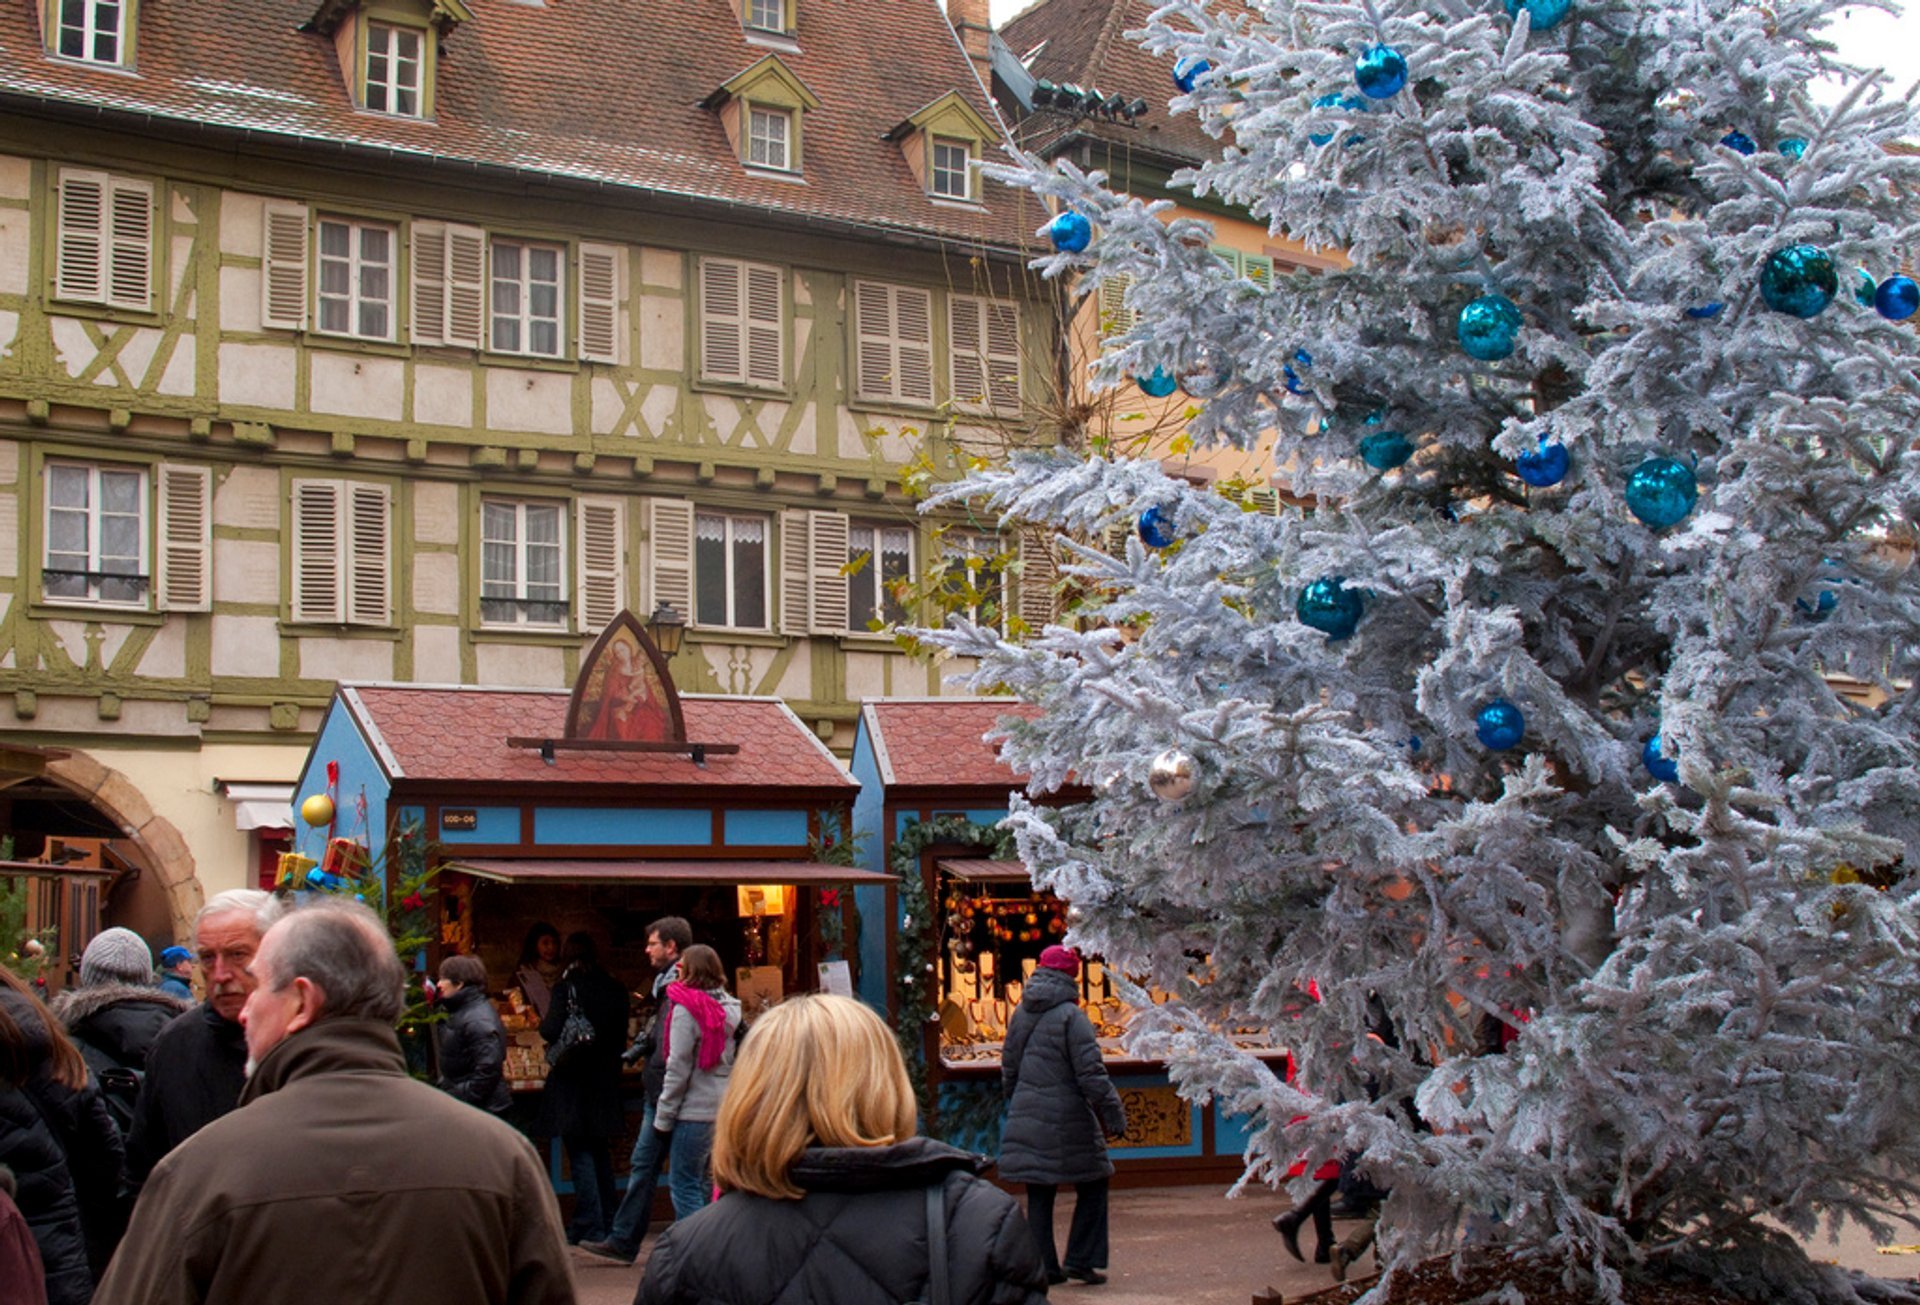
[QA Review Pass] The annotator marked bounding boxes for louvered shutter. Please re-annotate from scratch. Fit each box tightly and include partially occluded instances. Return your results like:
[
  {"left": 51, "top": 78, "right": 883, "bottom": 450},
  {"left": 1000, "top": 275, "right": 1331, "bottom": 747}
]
[
  {"left": 807, "top": 510, "right": 850, "bottom": 634},
  {"left": 896, "top": 287, "right": 933, "bottom": 405},
  {"left": 261, "top": 201, "right": 310, "bottom": 331},
  {"left": 949, "top": 296, "right": 986, "bottom": 410},
  {"left": 291, "top": 479, "right": 344, "bottom": 623},
  {"left": 576, "top": 496, "right": 626, "bottom": 634},
  {"left": 578, "top": 243, "right": 622, "bottom": 363},
  {"left": 744, "top": 263, "right": 784, "bottom": 387},
  {"left": 854, "top": 281, "right": 894, "bottom": 402},
  {"left": 1243, "top": 254, "right": 1274, "bottom": 289},
  {"left": 984, "top": 302, "right": 1021, "bottom": 413},
  {"left": 106, "top": 178, "right": 153, "bottom": 311},
  {"left": 445, "top": 224, "right": 486, "bottom": 349},
  {"left": 154, "top": 463, "right": 211, "bottom": 613},
  {"left": 645, "top": 497, "right": 695, "bottom": 626},
  {"left": 55, "top": 169, "right": 106, "bottom": 303},
  {"left": 1016, "top": 526, "right": 1057, "bottom": 630},
  {"left": 410, "top": 221, "right": 447, "bottom": 345},
  {"left": 778, "top": 510, "right": 810, "bottom": 636},
  {"left": 700, "top": 258, "right": 744, "bottom": 383},
  {"left": 1097, "top": 273, "right": 1135, "bottom": 340},
  {"left": 346, "top": 483, "right": 391, "bottom": 626}
]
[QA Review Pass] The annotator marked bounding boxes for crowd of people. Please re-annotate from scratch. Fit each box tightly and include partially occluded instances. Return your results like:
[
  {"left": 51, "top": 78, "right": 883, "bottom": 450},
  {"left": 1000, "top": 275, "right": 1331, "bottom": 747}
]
[{"left": 0, "top": 901, "right": 1131, "bottom": 1305}]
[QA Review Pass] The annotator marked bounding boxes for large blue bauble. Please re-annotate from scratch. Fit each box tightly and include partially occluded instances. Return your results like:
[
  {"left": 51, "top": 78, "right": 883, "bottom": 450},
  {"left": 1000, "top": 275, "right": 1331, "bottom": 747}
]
[
  {"left": 1173, "top": 57, "right": 1212, "bottom": 94},
  {"left": 1137, "top": 505, "right": 1176, "bottom": 549},
  {"left": 1642, "top": 735, "right": 1679, "bottom": 783},
  {"left": 1359, "top": 429, "right": 1414, "bottom": 471},
  {"left": 1354, "top": 44, "right": 1408, "bottom": 100},
  {"left": 1136, "top": 367, "right": 1178, "bottom": 398},
  {"left": 1457, "top": 294, "right": 1523, "bottom": 361},
  {"left": 1296, "top": 577, "right": 1364, "bottom": 640},
  {"left": 1514, "top": 438, "right": 1570, "bottom": 487},
  {"left": 1625, "top": 457, "right": 1699, "bottom": 530},
  {"left": 1475, "top": 699, "right": 1526, "bottom": 751},
  {"left": 1719, "top": 130, "right": 1758, "bottom": 156},
  {"left": 1046, "top": 211, "right": 1091, "bottom": 254},
  {"left": 1504, "top": 0, "right": 1571, "bottom": 29},
  {"left": 1874, "top": 274, "right": 1920, "bottom": 322},
  {"left": 1777, "top": 137, "right": 1807, "bottom": 161},
  {"left": 1759, "top": 244, "right": 1837, "bottom": 319}
]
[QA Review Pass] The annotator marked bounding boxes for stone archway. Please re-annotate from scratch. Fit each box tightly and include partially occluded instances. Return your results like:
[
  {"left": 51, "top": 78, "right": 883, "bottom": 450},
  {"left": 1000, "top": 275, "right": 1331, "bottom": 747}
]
[{"left": 43, "top": 750, "right": 202, "bottom": 940}]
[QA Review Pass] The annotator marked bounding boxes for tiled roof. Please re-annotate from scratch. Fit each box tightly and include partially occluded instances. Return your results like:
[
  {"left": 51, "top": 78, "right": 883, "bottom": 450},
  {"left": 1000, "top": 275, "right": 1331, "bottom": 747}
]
[
  {"left": 862, "top": 697, "right": 1041, "bottom": 790},
  {"left": 342, "top": 685, "right": 855, "bottom": 792},
  {"left": 1003, "top": 0, "right": 1218, "bottom": 166},
  {"left": 0, "top": 0, "right": 1037, "bottom": 253}
]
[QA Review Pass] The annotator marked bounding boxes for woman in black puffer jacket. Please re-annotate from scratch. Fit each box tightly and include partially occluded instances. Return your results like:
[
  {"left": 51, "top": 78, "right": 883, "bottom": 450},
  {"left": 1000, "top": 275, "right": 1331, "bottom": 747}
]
[
  {"left": 434, "top": 954, "right": 511, "bottom": 1113},
  {"left": 637, "top": 994, "right": 1047, "bottom": 1305}
]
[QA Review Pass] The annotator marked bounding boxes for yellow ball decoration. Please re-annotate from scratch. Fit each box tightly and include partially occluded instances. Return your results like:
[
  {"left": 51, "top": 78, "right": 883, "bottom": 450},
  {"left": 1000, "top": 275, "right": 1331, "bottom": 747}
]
[{"left": 300, "top": 793, "right": 336, "bottom": 827}]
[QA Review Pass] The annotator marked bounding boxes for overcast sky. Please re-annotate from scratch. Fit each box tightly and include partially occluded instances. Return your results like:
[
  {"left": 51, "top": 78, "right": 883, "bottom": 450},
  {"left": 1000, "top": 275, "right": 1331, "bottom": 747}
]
[{"left": 983, "top": 1, "right": 1920, "bottom": 101}]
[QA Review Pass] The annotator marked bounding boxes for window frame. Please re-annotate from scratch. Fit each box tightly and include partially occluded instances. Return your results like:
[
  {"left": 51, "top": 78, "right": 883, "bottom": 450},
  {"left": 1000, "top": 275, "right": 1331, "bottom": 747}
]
[
  {"left": 42, "top": 459, "right": 150, "bottom": 610},
  {"left": 929, "top": 135, "right": 974, "bottom": 201},
  {"left": 487, "top": 236, "right": 567, "bottom": 360},
  {"left": 693, "top": 508, "right": 771, "bottom": 632},
  {"left": 697, "top": 256, "right": 786, "bottom": 390},
  {"left": 948, "top": 294, "right": 1023, "bottom": 416},
  {"left": 52, "top": 167, "right": 155, "bottom": 314},
  {"left": 940, "top": 529, "right": 1007, "bottom": 633},
  {"left": 744, "top": 0, "right": 786, "bottom": 32},
  {"left": 54, "top": 0, "right": 128, "bottom": 66},
  {"left": 363, "top": 19, "right": 426, "bottom": 119},
  {"left": 852, "top": 280, "right": 935, "bottom": 408},
  {"left": 746, "top": 103, "right": 794, "bottom": 172},
  {"left": 313, "top": 216, "right": 398, "bottom": 342},
  {"left": 479, "top": 497, "right": 570, "bottom": 630},
  {"left": 847, "top": 519, "right": 913, "bottom": 632}
]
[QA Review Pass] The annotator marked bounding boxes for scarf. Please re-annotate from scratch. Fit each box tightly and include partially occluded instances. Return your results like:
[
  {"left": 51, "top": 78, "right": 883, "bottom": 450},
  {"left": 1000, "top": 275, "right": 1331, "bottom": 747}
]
[{"left": 662, "top": 982, "right": 730, "bottom": 1071}]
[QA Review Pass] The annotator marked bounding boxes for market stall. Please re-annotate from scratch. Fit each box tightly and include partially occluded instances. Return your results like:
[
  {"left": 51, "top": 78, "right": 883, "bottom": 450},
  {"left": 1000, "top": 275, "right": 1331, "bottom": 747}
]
[{"left": 849, "top": 697, "right": 1279, "bottom": 1184}]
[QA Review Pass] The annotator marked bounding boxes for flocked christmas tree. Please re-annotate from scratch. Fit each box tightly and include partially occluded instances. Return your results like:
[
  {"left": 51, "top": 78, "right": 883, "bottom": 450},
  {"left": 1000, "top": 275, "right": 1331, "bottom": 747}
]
[{"left": 922, "top": 0, "right": 1920, "bottom": 1298}]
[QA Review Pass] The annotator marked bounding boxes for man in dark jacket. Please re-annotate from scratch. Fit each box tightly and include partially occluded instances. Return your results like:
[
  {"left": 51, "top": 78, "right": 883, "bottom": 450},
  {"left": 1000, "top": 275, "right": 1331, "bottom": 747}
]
[
  {"left": 94, "top": 898, "right": 574, "bottom": 1305},
  {"left": 999, "top": 946, "right": 1127, "bottom": 1286},
  {"left": 435, "top": 954, "right": 511, "bottom": 1113},
  {"left": 125, "top": 889, "right": 281, "bottom": 1185}
]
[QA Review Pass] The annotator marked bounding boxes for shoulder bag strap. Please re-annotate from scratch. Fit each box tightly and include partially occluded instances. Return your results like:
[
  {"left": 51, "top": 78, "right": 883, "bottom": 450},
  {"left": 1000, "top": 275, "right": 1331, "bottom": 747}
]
[{"left": 925, "top": 1180, "right": 950, "bottom": 1305}]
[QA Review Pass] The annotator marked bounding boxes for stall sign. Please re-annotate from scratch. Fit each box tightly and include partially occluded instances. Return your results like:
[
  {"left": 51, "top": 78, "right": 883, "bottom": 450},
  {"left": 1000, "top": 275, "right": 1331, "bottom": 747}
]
[{"left": 441, "top": 810, "right": 478, "bottom": 832}]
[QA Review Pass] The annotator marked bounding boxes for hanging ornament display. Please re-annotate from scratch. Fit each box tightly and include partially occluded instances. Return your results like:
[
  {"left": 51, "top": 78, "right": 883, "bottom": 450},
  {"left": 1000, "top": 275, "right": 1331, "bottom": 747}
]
[
  {"left": 1359, "top": 428, "right": 1414, "bottom": 471},
  {"left": 1684, "top": 302, "right": 1725, "bottom": 320},
  {"left": 1353, "top": 44, "right": 1407, "bottom": 100},
  {"left": 1045, "top": 211, "right": 1092, "bottom": 254},
  {"left": 1719, "top": 130, "right": 1758, "bottom": 155},
  {"left": 1178, "top": 349, "right": 1233, "bottom": 398},
  {"left": 1641, "top": 735, "right": 1679, "bottom": 783},
  {"left": 1475, "top": 699, "right": 1526, "bottom": 751},
  {"left": 1873, "top": 274, "right": 1919, "bottom": 322},
  {"left": 1513, "top": 437, "right": 1570, "bottom": 487},
  {"left": 1173, "top": 56, "right": 1212, "bottom": 94},
  {"left": 1777, "top": 137, "right": 1807, "bottom": 161},
  {"left": 1148, "top": 748, "right": 1197, "bottom": 801},
  {"left": 300, "top": 793, "right": 336, "bottom": 827},
  {"left": 1457, "top": 294, "right": 1523, "bottom": 361},
  {"left": 1135, "top": 367, "right": 1178, "bottom": 398},
  {"left": 1856, "top": 270, "right": 1880, "bottom": 307},
  {"left": 1504, "top": 0, "right": 1571, "bottom": 29},
  {"left": 1759, "top": 244, "right": 1837, "bottom": 319},
  {"left": 1625, "top": 457, "right": 1699, "bottom": 530},
  {"left": 1137, "top": 505, "right": 1177, "bottom": 549},
  {"left": 1296, "top": 577, "right": 1365, "bottom": 640}
]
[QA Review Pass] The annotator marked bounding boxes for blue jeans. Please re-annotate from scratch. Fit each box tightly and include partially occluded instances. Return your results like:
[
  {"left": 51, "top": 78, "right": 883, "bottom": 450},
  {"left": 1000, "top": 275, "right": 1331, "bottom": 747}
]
[
  {"left": 667, "top": 1118, "right": 716, "bottom": 1218},
  {"left": 603, "top": 1103, "right": 672, "bottom": 1255},
  {"left": 562, "top": 1134, "right": 615, "bottom": 1243}
]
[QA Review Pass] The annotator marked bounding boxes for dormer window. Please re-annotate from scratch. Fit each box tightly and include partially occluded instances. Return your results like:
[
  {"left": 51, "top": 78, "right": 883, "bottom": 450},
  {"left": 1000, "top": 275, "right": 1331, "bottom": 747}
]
[
  {"left": 748, "top": 106, "right": 792, "bottom": 171},
  {"left": 305, "top": 0, "right": 469, "bottom": 121},
  {"left": 930, "top": 137, "right": 974, "bottom": 200},
  {"left": 744, "top": 0, "right": 786, "bottom": 33},
  {"left": 887, "top": 92, "right": 995, "bottom": 205},
  {"left": 52, "top": 0, "right": 130, "bottom": 66},
  {"left": 704, "top": 56, "right": 821, "bottom": 178},
  {"left": 365, "top": 22, "right": 424, "bottom": 116}
]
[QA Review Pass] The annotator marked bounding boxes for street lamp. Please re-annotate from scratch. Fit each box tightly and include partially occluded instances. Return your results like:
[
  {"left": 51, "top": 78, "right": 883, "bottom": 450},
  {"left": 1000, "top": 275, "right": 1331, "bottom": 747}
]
[{"left": 647, "top": 602, "right": 687, "bottom": 657}]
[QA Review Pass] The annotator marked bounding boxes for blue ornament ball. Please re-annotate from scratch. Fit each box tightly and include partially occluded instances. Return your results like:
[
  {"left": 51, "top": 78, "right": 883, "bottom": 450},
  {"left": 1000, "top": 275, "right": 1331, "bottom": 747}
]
[
  {"left": 1505, "top": 0, "right": 1571, "bottom": 29},
  {"left": 1874, "top": 274, "right": 1920, "bottom": 322},
  {"left": 1514, "top": 437, "right": 1570, "bottom": 487},
  {"left": 1856, "top": 269, "right": 1879, "bottom": 307},
  {"left": 1137, "top": 505, "right": 1176, "bottom": 549},
  {"left": 1282, "top": 349, "right": 1313, "bottom": 395},
  {"left": 1296, "top": 577, "right": 1364, "bottom": 640},
  {"left": 1173, "top": 56, "right": 1212, "bottom": 94},
  {"left": 1475, "top": 699, "right": 1526, "bottom": 752},
  {"left": 1759, "top": 244, "right": 1837, "bottom": 319},
  {"left": 1457, "top": 294, "right": 1523, "bottom": 361},
  {"left": 1135, "top": 367, "right": 1178, "bottom": 398},
  {"left": 1625, "top": 456, "right": 1699, "bottom": 530},
  {"left": 1684, "top": 302, "right": 1725, "bottom": 320},
  {"left": 1797, "top": 588, "right": 1839, "bottom": 621},
  {"left": 1308, "top": 92, "right": 1345, "bottom": 146},
  {"left": 1045, "top": 211, "right": 1091, "bottom": 254},
  {"left": 1777, "top": 137, "right": 1807, "bottom": 161},
  {"left": 1719, "top": 130, "right": 1758, "bottom": 156},
  {"left": 1359, "top": 429, "right": 1414, "bottom": 471},
  {"left": 1354, "top": 44, "right": 1408, "bottom": 100},
  {"left": 1642, "top": 735, "right": 1679, "bottom": 783}
]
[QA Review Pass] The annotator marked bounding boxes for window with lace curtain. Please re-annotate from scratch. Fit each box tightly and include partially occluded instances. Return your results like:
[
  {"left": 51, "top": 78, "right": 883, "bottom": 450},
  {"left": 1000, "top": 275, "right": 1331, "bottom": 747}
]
[{"left": 694, "top": 510, "right": 769, "bottom": 630}]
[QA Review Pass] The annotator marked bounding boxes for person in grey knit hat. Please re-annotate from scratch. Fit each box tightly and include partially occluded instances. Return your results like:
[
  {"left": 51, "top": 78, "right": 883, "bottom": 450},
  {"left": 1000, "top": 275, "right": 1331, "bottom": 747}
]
[{"left": 77, "top": 930, "right": 153, "bottom": 990}]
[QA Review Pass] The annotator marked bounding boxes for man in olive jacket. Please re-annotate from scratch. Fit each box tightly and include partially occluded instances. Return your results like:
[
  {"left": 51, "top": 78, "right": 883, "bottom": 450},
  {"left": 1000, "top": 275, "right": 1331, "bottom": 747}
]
[{"left": 94, "top": 899, "right": 574, "bottom": 1305}]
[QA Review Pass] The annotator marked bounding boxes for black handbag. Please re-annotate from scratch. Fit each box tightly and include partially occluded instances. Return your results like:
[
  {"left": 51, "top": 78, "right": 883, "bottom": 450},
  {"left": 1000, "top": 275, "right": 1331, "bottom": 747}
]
[{"left": 544, "top": 986, "right": 596, "bottom": 1067}]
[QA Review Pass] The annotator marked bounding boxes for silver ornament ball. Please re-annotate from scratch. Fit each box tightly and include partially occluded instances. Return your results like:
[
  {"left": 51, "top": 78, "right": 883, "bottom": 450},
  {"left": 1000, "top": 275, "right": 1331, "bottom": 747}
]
[{"left": 1148, "top": 748, "right": 1197, "bottom": 801}]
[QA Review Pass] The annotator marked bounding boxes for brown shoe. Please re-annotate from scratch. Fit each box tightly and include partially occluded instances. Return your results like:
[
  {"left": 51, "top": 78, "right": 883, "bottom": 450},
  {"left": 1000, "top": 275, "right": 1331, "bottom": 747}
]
[{"left": 1330, "top": 1246, "right": 1350, "bottom": 1283}]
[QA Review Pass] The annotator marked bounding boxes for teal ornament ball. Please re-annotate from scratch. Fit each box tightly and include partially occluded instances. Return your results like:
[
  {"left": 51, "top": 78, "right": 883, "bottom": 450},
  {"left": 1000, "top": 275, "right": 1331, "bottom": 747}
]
[
  {"left": 1505, "top": 0, "right": 1571, "bottom": 28},
  {"left": 1137, "top": 505, "right": 1176, "bottom": 549},
  {"left": 1874, "top": 275, "right": 1919, "bottom": 322},
  {"left": 1777, "top": 137, "right": 1807, "bottom": 161},
  {"left": 1625, "top": 457, "right": 1698, "bottom": 530},
  {"left": 1136, "top": 367, "right": 1178, "bottom": 398},
  {"left": 1719, "top": 130, "right": 1757, "bottom": 155},
  {"left": 1296, "top": 577, "right": 1364, "bottom": 640},
  {"left": 1514, "top": 437, "right": 1570, "bottom": 487},
  {"left": 1359, "top": 429, "right": 1414, "bottom": 471},
  {"left": 1759, "top": 244, "right": 1837, "bottom": 319},
  {"left": 1046, "top": 211, "right": 1091, "bottom": 254},
  {"left": 1354, "top": 44, "right": 1407, "bottom": 99},
  {"left": 1642, "top": 735, "right": 1679, "bottom": 783},
  {"left": 1458, "top": 294, "right": 1523, "bottom": 361},
  {"left": 1309, "top": 93, "right": 1344, "bottom": 146},
  {"left": 1475, "top": 699, "right": 1526, "bottom": 751},
  {"left": 1856, "top": 270, "right": 1879, "bottom": 307}
]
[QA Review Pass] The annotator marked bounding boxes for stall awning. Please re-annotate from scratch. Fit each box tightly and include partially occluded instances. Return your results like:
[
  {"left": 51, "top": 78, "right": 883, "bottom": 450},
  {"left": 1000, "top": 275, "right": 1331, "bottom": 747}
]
[
  {"left": 936, "top": 857, "right": 1031, "bottom": 882},
  {"left": 216, "top": 782, "right": 295, "bottom": 832},
  {"left": 442, "top": 858, "right": 896, "bottom": 886}
]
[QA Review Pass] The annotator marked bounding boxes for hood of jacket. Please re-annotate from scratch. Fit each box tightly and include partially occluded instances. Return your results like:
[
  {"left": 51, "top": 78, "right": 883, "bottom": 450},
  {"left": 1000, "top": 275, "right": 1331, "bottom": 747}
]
[
  {"left": 52, "top": 981, "right": 191, "bottom": 1029},
  {"left": 439, "top": 985, "right": 489, "bottom": 1016},
  {"left": 1018, "top": 965, "right": 1080, "bottom": 1015},
  {"left": 239, "top": 1015, "right": 407, "bottom": 1105},
  {"left": 787, "top": 1136, "right": 987, "bottom": 1194}
]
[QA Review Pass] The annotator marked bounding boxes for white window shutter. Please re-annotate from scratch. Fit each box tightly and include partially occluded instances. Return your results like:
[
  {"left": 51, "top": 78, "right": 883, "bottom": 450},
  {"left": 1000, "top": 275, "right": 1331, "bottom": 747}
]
[
  {"left": 897, "top": 287, "right": 934, "bottom": 405},
  {"left": 985, "top": 302, "right": 1021, "bottom": 414},
  {"left": 700, "top": 258, "right": 745, "bottom": 383},
  {"left": 106, "top": 178, "right": 154, "bottom": 311},
  {"left": 949, "top": 296, "right": 986, "bottom": 411},
  {"left": 55, "top": 169, "right": 107, "bottom": 304},
  {"left": 346, "top": 482, "right": 391, "bottom": 626},
  {"left": 445, "top": 223, "right": 486, "bottom": 349},
  {"left": 261, "top": 201, "right": 310, "bottom": 331},
  {"left": 644, "top": 497, "right": 694, "bottom": 626},
  {"left": 154, "top": 463, "right": 211, "bottom": 613},
  {"left": 578, "top": 242, "right": 622, "bottom": 363},
  {"left": 744, "top": 263, "right": 784, "bottom": 387},
  {"left": 291, "top": 479, "right": 344, "bottom": 623},
  {"left": 853, "top": 281, "right": 893, "bottom": 403},
  {"left": 807, "top": 510, "right": 850, "bottom": 635},
  {"left": 410, "top": 220, "right": 447, "bottom": 345},
  {"left": 1016, "top": 525, "right": 1056, "bottom": 630},
  {"left": 778, "top": 509, "right": 810, "bottom": 636},
  {"left": 576, "top": 496, "right": 626, "bottom": 634}
]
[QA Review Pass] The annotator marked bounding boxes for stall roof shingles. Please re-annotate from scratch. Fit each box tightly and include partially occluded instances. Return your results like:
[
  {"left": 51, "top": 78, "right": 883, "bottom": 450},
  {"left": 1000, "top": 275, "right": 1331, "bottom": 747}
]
[
  {"left": 343, "top": 686, "right": 854, "bottom": 791},
  {"left": 865, "top": 699, "right": 1039, "bottom": 790},
  {"left": 0, "top": 0, "right": 1034, "bottom": 251}
]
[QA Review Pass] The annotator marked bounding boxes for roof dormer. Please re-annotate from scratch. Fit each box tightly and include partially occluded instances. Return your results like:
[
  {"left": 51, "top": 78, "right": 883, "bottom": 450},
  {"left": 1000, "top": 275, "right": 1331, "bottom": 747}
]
[
  {"left": 39, "top": 0, "right": 140, "bottom": 69},
  {"left": 887, "top": 91, "right": 997, "bottom": 205},
  {"left": 740, "top": 0, "right": 796, "bottom": 45},
  {"left": 703, "top": 56, "right": 822, "bottom": 177},
  {"left": 305, "top": 0, "right": 473, "bottom": 120}
]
